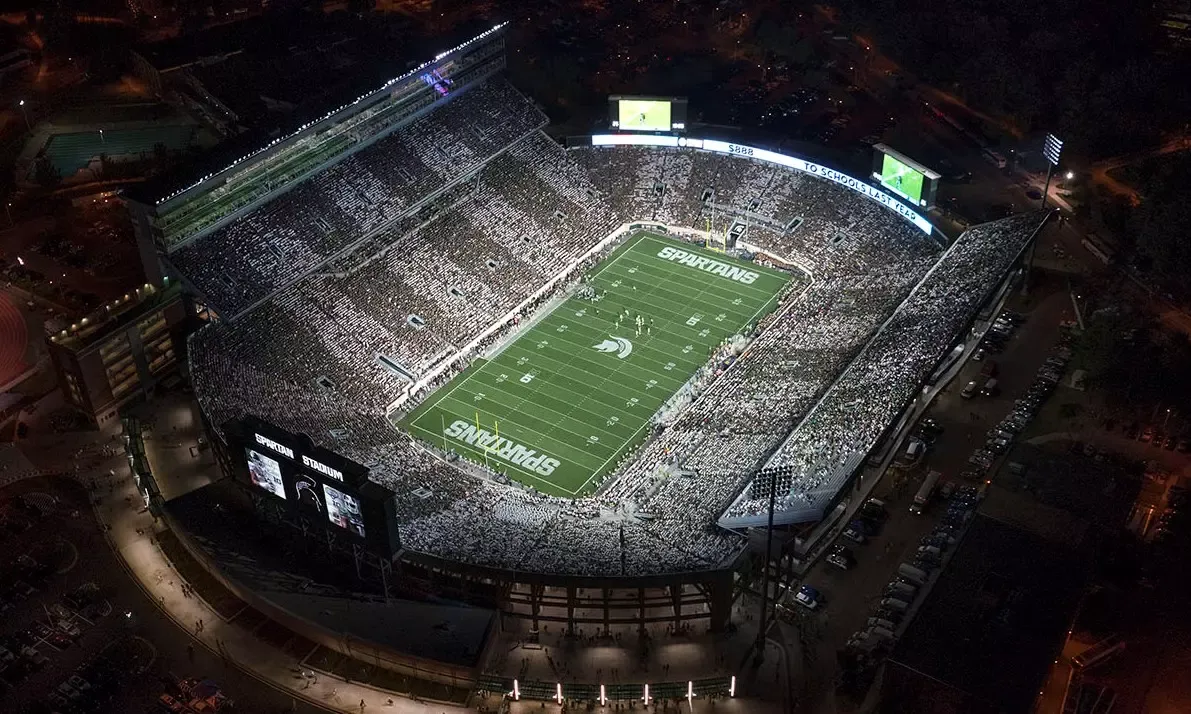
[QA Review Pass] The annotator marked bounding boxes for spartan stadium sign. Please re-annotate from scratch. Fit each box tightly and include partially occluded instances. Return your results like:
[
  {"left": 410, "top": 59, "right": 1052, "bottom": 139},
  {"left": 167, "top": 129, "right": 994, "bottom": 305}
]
[
  {"left": 443, "top": 419, "right": 561, "bottom": 476},
  {"left": 656, "top": 246, "right": 759, "bottom": 284}
]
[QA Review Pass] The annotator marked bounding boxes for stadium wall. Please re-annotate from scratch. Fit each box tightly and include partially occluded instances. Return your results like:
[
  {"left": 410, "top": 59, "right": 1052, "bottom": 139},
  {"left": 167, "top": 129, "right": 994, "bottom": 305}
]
[{"left": 158, "top": 504, "right": 488, "bottom": 690}]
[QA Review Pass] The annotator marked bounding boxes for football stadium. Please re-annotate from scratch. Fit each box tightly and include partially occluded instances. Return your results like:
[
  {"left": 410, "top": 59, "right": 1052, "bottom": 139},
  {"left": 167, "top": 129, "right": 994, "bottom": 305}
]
[{"left": 126, "top": 23, "right": 1045, "bottom": 642}]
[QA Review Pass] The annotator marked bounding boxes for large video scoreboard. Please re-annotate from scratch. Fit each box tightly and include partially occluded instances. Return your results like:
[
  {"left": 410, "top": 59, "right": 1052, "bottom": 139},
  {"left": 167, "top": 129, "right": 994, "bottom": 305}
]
[
  {"left": 871, "top": 144, "right": 941, "bottom": 209},
  {"left": 233, "top": 417, "right": 399, "bottom": 558},
  {"left": 609, "top": 95, "right": 688, "bottom": 133}
]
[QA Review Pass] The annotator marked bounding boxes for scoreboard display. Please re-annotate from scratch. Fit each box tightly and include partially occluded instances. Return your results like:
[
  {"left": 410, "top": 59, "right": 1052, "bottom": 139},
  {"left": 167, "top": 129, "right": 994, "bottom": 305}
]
[
  {"left": 609, "top": 95, "right": 687, "bottom": 133},
  {"left": 871, "top": 144, "right": 941, "bottom": 208},
  {"left": 879, "top": 153, "right": 925, "bottom": 205},
  {"left": 231, "top": 418, "right": 399, "bottom": 557}
]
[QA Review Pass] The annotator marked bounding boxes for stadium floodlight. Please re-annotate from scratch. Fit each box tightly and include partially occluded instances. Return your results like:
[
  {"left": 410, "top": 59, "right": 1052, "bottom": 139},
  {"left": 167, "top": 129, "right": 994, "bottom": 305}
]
[
  {"left": 1040, "top": 133, "right": 1064, "bottom": 208},
  {"left": 1043, "top": 133, "right": 1064, "bottom": 166}
]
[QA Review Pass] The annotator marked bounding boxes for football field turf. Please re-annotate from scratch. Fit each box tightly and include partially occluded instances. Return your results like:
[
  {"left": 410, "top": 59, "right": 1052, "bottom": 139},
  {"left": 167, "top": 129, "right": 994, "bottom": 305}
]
[{"left": 399, "top": 233, "right": 796, "bottom": 497}]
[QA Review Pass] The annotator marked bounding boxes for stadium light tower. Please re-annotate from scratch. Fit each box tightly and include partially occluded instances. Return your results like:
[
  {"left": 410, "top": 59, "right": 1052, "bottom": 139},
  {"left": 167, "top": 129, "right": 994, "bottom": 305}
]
[
  {"left": 1041, "top": 133, "right": 1064, "bottom": 209},
  {"left": 753, "top": 467, "right": 779, "bottom": 666}
]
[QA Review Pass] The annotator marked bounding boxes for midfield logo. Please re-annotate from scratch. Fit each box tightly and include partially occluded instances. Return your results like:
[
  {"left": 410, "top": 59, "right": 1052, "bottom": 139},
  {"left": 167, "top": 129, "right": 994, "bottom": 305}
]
[
  {"left": 593, "top": 336, "right": 633, "bottom": 359},
  {"left": 442, "top": 419, "right": 562, "bottom": 476}
]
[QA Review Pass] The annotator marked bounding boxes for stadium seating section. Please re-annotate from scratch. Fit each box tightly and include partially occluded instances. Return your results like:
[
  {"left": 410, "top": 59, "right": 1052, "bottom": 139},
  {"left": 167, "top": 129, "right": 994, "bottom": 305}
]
[{"left": 189, "top": 77, "right": 1043, "bottom": 577}]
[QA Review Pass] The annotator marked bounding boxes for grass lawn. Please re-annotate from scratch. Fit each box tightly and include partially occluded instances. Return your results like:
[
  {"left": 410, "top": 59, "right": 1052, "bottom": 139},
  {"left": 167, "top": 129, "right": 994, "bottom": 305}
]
[{"left": 399, "top": 232, "right": 795, "bottom": 497}]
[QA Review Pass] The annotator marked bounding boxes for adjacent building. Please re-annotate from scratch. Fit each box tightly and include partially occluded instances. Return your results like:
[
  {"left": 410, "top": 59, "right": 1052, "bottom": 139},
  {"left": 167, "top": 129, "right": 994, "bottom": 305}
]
[{"left": 46, "top": 281, "right": 190, "bottom": 427}]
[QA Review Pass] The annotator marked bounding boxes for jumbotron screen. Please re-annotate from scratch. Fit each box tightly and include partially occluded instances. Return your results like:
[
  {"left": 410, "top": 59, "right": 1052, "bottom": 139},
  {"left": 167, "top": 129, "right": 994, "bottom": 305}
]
[
  {"left": 609, "top": 96, "right": 687, "bottom": 133},
  {"left": 871, "top": 144, "right": 941, "bottom": 208},
  {"left": 879, "top": 153, "right": 926, "bottom": 205}
]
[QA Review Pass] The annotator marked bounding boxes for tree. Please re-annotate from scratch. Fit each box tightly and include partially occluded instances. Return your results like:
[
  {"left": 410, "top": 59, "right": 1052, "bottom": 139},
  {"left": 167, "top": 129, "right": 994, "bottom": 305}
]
[
  {"left": 1129, "top": 154, "right": 1191, "bottom": 302},
  {"left": 33, "top": 156, "right": 60, "bottom": 189}
]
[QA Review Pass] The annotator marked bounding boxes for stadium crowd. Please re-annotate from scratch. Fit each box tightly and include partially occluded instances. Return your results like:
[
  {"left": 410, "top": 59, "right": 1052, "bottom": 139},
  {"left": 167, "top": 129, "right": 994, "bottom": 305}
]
[
  {"left": 173, "top": 80, "right": 549, "bottom": 317},
  {"left": 189, "top": 77, "right": 1044, "bottom": 576}
]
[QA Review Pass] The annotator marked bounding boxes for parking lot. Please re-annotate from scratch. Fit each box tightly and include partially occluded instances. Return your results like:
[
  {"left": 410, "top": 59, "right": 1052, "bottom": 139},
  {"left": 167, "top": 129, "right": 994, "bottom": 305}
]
[
  {"left": 0, "top": 486, "right": 146, "bottom": 712},
  {"left": 0, "top": 473, "right": 326, "bottom": 714}
]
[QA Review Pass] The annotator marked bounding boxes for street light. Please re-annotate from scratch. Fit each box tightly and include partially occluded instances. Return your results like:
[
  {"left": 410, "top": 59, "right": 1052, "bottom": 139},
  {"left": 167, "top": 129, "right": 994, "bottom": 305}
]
[
  {"left": 17, "top": 99, "right": 29, "bottom": 131},
  {"left": 1065, "top": 171, "right": 1075, "bottom": 181}
]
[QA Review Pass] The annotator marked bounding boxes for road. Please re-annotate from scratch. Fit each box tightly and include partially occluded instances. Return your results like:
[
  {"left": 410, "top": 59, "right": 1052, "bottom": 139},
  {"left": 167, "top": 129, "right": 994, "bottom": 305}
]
[{"left": 1087, "top": 134, "right": 1191, "bottom": 205}]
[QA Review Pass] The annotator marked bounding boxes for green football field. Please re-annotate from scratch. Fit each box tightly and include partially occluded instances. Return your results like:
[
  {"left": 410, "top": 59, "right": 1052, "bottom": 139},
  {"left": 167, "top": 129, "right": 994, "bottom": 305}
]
[
  {"left": 618, "top": 99, "right": 671, "bottom": 132},
  {"left": 399, "top": 233, "right": 795, "bottom": 497}
]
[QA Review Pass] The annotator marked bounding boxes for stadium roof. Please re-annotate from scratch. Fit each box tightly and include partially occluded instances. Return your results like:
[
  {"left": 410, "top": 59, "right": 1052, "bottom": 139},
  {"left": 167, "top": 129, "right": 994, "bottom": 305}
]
[
  {"left": 887, "top": 515, "right": 1091, "bottom": 713},
  {"left": 48, "top": 280, "right": 183, "bottom": 353}
]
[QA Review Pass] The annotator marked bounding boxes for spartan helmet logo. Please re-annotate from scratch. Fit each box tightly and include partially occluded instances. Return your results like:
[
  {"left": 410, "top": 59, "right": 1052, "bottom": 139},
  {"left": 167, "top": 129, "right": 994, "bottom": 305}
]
[{"left": 592, "top": 337, "right": 633, "bottom": 359}]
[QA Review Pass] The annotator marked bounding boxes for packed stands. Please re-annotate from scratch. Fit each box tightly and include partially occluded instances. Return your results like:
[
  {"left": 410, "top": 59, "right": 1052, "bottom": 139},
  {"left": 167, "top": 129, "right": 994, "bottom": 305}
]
[
  {"left": 188, "top": 84, "right": 1044, "bottom": 576},
  {"left": 172, "top": 80, "right": 548, "bottom": 317}
]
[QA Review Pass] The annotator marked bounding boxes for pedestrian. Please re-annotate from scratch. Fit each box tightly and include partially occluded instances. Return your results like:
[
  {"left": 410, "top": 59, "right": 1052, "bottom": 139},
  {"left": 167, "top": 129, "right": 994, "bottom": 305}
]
[{"left": 360, "top": 699, "right": 366, "bottom": 713}]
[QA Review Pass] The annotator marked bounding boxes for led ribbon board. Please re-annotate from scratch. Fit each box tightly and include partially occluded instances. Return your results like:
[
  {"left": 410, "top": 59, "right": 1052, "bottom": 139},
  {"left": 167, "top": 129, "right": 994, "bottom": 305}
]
[{"left": 590, "top": 135, "right": 933, "bottom": 235}]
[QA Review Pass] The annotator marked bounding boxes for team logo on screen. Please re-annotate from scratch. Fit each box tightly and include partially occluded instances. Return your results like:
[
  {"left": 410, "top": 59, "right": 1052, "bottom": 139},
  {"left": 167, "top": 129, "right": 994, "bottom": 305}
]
[
  {"left": 442, "top": 419, "right": 561, "bottom": 476},
  {"left": 295, "top": 474, "right": 323, "bottom": 512}
]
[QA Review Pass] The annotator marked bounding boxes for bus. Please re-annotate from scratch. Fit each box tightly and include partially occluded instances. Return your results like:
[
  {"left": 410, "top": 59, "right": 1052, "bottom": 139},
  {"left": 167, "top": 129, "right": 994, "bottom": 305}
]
[
  {"left": 910, "top": 470, "right": 942, "bottom": 514},
  {"left": 1071, "top": 635, "right": 1125, "bottom": 670}
]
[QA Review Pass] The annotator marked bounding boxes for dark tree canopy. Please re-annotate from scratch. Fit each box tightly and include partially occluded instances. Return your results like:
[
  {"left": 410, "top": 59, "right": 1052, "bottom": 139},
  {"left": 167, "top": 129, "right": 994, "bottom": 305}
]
[{"left": 835, "top": 0, "right": 1191, "bottom": 157}]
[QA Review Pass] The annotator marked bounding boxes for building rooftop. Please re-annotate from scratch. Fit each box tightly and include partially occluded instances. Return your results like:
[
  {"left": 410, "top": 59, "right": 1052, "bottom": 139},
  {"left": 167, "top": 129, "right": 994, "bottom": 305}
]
[
  {"left": 48, "top": 280, "right": 184, "bottom": 353},
  {"left": 887, "top": 514, "right": 1092, "bottom": 713},
  {"left": 981, "top": 442, "right": 1142, "bottom": 545}
]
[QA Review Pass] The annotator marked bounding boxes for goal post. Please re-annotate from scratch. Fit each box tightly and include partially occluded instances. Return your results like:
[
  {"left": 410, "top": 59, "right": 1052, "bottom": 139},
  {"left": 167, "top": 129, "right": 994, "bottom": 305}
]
[{"left": 704, "top": 215, "right": 727, "bottom": 252}]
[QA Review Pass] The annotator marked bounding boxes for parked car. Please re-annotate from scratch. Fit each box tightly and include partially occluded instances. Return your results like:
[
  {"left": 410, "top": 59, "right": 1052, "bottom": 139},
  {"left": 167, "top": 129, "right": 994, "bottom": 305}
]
[
  {"left": 53, "top": 619, "right": 80, "bottom": 638},
  {"left": 794, "top": 585, "right": 821, "bottom": 610},
  {"left": 842, "top": 520, "right": 868, "bottom": 544},
  {"left": 828, "top": 545, "right": 856, "bottom": 570},
  {"left": 45, "top": 631, "right": 72, "bottom": 650}
]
